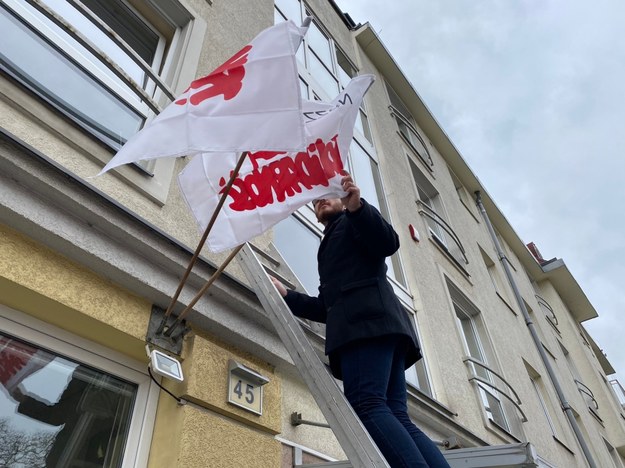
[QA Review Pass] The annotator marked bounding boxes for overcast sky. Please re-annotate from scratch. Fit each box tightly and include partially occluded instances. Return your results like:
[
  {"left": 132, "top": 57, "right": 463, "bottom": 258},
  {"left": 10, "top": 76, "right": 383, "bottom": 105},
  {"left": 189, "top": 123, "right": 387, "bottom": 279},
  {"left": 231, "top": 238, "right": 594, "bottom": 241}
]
[{"left": 335, "top": 0, "right": 625, "bottom": 384}]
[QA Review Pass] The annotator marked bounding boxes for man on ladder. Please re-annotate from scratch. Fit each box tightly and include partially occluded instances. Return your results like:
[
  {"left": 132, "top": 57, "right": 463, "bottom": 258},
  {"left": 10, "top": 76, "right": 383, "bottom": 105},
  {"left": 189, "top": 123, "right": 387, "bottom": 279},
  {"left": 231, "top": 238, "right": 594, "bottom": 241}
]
[{"left": 272, "top": 172, "right": 450, "bottom": 468}]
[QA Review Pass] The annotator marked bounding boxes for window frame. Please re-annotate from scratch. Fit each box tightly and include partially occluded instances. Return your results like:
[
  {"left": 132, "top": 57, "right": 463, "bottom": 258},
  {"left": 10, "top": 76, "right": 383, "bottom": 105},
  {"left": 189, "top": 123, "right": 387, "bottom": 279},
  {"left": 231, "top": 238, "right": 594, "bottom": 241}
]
[
  {"left": 385, "top": 81, "right": 433, "bottom": 171},
  {"left": 403, "top": 308, "right": 433, "bottom": 397},
  {"left": 0, "top": 0, "right": 205, "bottom": 204},
  {"left": 410, "top": 159, "right": 468, "bottom": 270},
  {"left": 1, "top": 0, "right": 166, "bottom": 167},
  {"left": 274, "top": 0, "right": 408, "bottom": 291},
  {"left": 274, "top": 1, "right": 373, "bottom": 149},
  {"left": 448, "top": 279, "right": 525, "bottom": 439},
  {"left": 0, "top": 305, "right": 159, "bottom": 468}
]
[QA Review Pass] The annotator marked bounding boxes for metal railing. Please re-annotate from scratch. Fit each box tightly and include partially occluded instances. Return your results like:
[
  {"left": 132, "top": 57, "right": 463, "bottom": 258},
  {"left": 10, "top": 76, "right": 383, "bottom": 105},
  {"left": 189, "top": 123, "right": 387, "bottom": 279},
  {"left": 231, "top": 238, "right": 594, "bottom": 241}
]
[
  {"left": 463, "top": 356, "right": 527, "bottom": 422},
  {"left": 22, "top": 0, "right": 176, "bottom": 113},
  {"left": 575, "top": 379, "right": 599, "bottom": 411},
  {"left": 417, "top": 200, "right": 468, "bottom": 265},
  {"left": 388, "top": 105, "right": 433, "bottom": 168},
  {"left": 610, "top": 379, "right": 625, "bottom": 408},
  {"left": 535, "top": 294, "right": 559, "bottom": 328}
]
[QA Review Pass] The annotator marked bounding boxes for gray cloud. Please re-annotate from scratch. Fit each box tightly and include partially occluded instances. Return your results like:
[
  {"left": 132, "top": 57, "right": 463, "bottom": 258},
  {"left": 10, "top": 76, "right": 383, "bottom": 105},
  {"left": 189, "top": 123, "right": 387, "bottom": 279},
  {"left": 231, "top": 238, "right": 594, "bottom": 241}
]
[{"left": 337, "top": 0, "right": 625, "bottom": 380}]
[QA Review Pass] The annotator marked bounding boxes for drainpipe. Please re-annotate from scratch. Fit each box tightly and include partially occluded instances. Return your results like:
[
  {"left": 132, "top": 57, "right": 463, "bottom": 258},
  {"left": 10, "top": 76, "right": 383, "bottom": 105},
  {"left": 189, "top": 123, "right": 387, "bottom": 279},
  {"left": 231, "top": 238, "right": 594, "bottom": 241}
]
[{"left": 474, "top": 191, "right": 597, "bottom": 468}]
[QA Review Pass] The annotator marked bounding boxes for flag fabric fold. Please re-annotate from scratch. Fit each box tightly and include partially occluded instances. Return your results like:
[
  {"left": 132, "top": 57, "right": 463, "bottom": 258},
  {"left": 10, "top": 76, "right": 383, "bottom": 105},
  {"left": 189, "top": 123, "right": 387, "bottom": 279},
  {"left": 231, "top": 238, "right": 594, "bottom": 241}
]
[
  {"left": 178, "top": 74, "right": 375, "bottom": 252},
  {"left": 98, "top": 20, "right": 309, "bottom": 175}
]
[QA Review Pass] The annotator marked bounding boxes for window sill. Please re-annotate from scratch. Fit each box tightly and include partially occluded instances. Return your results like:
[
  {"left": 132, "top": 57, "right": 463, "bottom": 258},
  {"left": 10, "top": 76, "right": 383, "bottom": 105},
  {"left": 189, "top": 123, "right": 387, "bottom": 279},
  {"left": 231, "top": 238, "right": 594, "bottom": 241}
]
[
  {"left": 495, "top": 291, "right": 517, "bottom": 316},
  {"left": 406, "top": 385, "right": 457, "bottom": 419},
  {"left": 545, "top": 316, "right": 562, "bottom": 336},
  {"left": 552, "top": 435, "right": 575, "bottom": 456},
  {"left": 588, "top": 406, "right": 604, "bottom": 426},
  {"left": 486, "top": 419, "right": 522, "bottom": 444}
]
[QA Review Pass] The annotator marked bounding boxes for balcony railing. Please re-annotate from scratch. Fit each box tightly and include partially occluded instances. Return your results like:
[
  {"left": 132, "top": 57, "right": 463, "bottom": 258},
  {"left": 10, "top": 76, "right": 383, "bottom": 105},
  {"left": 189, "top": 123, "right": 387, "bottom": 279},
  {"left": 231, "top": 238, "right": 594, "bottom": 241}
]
[
  {"left": 463, "top": 356, "right": 527, "bottom": 423},
  {"left": 574, "top": 378, "right": 604, "bottom": 424},
  {"left": 534, "top": 294, "right": 559, "bottom": 330},
  {"left": 388, "top": 105, "right": 434, "bottom": 169},
  {"left": 417, "top": 200, "right": 468, "bottom": 267},
  {"left": 575, "top": 379, "right": 599, "bottom": 410},
  {"left": 609, "top": 379, "right": 625, "bottom": 409},
  {"left": 23, "top": 0, "right": 175, "bottom": 112}
]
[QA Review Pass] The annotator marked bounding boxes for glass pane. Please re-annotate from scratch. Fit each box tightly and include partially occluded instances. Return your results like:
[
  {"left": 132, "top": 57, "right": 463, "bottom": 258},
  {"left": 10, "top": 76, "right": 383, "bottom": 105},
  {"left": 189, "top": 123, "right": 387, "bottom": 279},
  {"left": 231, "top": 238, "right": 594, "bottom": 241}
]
[
  {"left": 349, "top": 141, "right": 405, "bottom": 285},
  {"left": 358, "top": 109, "right": 373, "bottom": 143},
  {"left": 307, "top": 52, "right": 338, "bottom": 100},
  {"left": 1, "top": 8, "right": 144, "bottom": 149},
  {"left": 481, "top": 387, "right": 508, "bottom": 429},
  {"left": 307, "top": 22, "right": 333, "bottom": 69},
  {"left": 273, "top": 216, "right": 321, "bottom": 295},
  {"left": 23, "top": 0, "right": 157, "bottom": 100},
  {"left": 274, "top": 0, "right": 301, "bottom": 23},
  {"left": 405, "top": 360, "right": 431, "bottom": 397},
  {"left": 0, "top": 333, "right": 136, "bottom": 468},
  {"left": 349, "top": 141, "right": 381, "bottom": 211},
  {"left": 335, "top": 47, "right": 354, "bottom": 89},
  {"left": 386, "top": 81, "right": 413, "bottom": 121}
]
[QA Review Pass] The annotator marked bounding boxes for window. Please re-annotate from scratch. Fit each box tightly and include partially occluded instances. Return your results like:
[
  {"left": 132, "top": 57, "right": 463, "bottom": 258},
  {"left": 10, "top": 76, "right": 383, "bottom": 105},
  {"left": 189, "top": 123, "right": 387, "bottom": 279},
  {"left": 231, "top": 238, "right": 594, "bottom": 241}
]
[
  {"left": 449, "top": 168, "right": 479, "bottom": 220},
  {"left": 350, "top": 141, "right": 406, "bottom": 287},
  {"left": 536, "top": 295, "right": 560, "bottom": 333},
  {"left": 609, "top": 379, "right": 625, "bottom": 408},
  {"left": 480, "top": 247, "right": 513, "bottom": 308},
  {"left": 273, "top": 214, "right": 321, "bottom": 295},
  {"left": 560, "top": 343, "right": 601, "bottom": 419},
  {"left": 604, "top": 438, "right": 625, "bottom": 468},
  {"left": 274, "top": 0, "right": 406, "bottom": 288},
  {"left": 273, "top": 216, "right": 430, "bottom": 396},
  {"left": 493, "top": 229, "right": 516, "bottom": 271},
  {"left": 525, "top": 362, "right": 561, "bottom": 438},
  {"left": 274, "top": 0, "right": 372, "bottom": 144},
  {"left": 385, "top": 82, "right": 433, "bottom": 170},
  {"left": 1, "top": 0, "right": 199, "bottom": 180},
  {"left": 411, "top": 161, "right": 467, "bottom": 268},
  {"left": 448, "top": 280, "right": 525, "bottom": 438},
  {"left": 404, "top": 310, "right": 432, "bottom": 397},
  {"left": 0, "top": 307, "right": 157, "bottom": 467}
]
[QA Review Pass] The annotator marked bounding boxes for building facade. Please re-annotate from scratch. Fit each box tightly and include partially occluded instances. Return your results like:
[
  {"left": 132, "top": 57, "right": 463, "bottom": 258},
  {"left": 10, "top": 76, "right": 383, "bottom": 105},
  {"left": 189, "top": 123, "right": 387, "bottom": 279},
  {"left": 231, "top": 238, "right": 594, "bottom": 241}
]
[{"left": 1, "top": 0, "right": 624, "bottom": 467}]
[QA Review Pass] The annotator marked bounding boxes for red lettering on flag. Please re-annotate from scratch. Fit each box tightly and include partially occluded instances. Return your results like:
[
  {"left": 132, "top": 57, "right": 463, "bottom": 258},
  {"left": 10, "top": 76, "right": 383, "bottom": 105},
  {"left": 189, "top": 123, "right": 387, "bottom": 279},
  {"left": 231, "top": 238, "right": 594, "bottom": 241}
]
[
  {"left": 175, "top": 45, "right": 252, "bottom": 106},
  {"left": 219, "top": 135, "right": 343, "bottom": 211}
]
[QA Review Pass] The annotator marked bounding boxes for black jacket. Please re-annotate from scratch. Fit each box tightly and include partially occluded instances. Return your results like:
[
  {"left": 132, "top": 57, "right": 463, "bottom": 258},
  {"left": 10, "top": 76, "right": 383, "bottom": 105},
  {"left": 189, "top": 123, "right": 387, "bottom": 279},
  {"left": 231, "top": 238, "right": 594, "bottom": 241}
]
[{"left": 285, "top": 199, "right": 421, "bottom": 378}]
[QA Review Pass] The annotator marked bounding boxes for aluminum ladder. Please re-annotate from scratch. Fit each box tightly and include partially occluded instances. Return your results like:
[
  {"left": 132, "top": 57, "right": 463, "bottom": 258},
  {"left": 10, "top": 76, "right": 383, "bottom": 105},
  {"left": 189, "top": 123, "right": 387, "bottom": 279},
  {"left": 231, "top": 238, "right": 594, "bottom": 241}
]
[{"left": 238, "top": 243, "right": 389, "bottom": 467}]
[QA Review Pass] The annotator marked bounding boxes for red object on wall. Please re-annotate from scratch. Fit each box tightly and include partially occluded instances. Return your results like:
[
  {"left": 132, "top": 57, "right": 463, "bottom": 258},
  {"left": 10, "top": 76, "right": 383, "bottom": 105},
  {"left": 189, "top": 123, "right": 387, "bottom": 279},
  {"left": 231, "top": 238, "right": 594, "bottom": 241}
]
[{"left": 409, "top": 224, "right": 419, "bottom": 242}]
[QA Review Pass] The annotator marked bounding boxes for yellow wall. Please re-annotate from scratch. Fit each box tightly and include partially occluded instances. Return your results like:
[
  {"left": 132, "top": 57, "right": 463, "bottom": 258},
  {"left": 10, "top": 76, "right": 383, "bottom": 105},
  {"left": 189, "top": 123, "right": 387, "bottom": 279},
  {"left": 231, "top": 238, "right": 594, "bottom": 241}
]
[
  {"left": 1, "top": 223, "right": 282, "bottom": 467},
  {"left": 148, "top": 331, "right": 282, "bottom": 467},
  {"left": 0, "top": 223, "right": 150, "bottom": 360}
]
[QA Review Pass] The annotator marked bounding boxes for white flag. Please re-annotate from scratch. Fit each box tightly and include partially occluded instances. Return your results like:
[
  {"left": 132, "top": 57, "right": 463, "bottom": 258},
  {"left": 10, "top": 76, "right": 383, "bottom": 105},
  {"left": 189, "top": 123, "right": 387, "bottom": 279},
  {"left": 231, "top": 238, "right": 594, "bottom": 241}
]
[
  {"left": 99, "top": 20, "right": 309, "bottom": 175},
  {"left": 178, "top": 75, "right": 375, "bottom": 252}
]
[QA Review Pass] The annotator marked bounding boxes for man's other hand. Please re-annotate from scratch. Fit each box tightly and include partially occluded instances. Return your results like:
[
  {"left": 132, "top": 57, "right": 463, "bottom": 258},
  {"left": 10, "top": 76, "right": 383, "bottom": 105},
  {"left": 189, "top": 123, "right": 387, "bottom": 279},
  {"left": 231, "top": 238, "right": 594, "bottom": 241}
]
[{"left": 270, "top": 276, "right": 288, "bottom": 297}]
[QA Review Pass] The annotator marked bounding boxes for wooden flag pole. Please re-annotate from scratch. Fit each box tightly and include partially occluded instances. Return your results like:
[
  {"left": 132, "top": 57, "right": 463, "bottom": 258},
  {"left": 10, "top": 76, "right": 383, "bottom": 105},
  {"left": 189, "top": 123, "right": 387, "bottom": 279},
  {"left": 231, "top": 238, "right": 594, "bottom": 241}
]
[
  {"left": 156, "top": 151, "right": 249, "bottom": 334},
  {"left": 164, "top": 244, "right": 243, "bottom": 337}
]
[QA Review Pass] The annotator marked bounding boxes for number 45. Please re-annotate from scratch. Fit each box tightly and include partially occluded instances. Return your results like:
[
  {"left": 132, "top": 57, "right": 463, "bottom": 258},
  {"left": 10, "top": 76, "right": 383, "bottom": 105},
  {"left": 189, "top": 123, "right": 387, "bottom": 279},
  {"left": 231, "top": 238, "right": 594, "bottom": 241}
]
[{"left": 234, "top": 380, "right": 255, "bottom": 404}]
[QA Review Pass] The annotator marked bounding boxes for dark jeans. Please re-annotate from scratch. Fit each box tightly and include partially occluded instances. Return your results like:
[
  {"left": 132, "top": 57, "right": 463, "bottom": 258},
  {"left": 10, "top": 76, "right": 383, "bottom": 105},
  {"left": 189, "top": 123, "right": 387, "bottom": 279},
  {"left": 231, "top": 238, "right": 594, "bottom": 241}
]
[{"left": 337, "top": 335, "right": 451, "bottom": 468}]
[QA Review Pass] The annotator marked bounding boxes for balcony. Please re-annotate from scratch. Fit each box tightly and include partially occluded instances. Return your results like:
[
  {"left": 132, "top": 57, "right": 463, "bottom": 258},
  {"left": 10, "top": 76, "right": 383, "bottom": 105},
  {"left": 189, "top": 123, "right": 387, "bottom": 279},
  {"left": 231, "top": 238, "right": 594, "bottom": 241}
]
[
  {"left": 463, "top": 356, "right": 527, "bottom": 439},
  {"left": 389, "top": 105, "right": 434, "bottom": 170},
  {"left": 575, "top": 379, "right": 603, "bottom": 424},
  {"left": 534, "top": 294, "right": 559, "bottom": 333},
  {"left": 417, "top": 200, "right": 469, "bottom": 272},
  {"left": 610, "top": 379, "right": 625, "bottom": 410}
]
